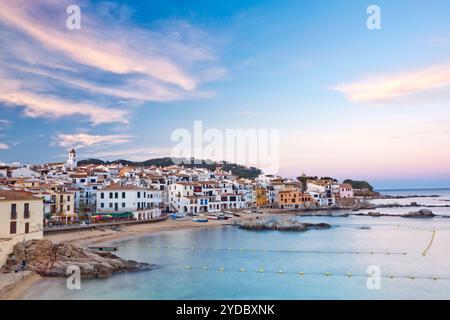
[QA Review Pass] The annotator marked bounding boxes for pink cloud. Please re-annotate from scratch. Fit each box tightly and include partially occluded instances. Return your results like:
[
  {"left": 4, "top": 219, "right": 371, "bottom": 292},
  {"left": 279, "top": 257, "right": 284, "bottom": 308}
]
[{"left": 333, "top": 63, "right": 450, "bottom": 103}]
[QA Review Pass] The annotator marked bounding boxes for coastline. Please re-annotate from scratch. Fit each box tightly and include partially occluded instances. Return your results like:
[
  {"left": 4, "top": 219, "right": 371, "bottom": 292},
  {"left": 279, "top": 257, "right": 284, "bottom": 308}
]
[
  {"left": 2, "top": 211, "right": 276, "bottom": 299},
  {"left": 0, "top": 271, "right": 42, "bottom": 300}
]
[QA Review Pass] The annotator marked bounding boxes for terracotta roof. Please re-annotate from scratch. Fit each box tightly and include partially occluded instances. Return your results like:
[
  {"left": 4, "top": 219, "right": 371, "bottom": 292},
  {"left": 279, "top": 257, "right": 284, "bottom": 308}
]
[{"left": 0, "top": 190, "right": 41, "bottom": 201}]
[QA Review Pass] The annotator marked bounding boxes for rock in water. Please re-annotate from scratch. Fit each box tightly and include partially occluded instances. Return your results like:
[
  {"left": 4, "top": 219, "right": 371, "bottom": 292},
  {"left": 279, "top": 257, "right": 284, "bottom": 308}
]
[
  {"left": 235, "top": 217, "right": 331, "bottom": 232},
  {"left": 1, "top": 240, "right": 156, "bottom": 278},
  {"left": 402, "top": 209, "right": 435, "bottom": 218}
]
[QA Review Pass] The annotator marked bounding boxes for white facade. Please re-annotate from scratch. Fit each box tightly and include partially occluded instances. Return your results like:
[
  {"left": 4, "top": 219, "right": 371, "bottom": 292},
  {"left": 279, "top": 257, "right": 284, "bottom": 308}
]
[
  {"left": 66, "top": 149, "right": 77, "bottom": 170},
  {"left": 96, "top": 185, "right": 162, "bottom": 219}
]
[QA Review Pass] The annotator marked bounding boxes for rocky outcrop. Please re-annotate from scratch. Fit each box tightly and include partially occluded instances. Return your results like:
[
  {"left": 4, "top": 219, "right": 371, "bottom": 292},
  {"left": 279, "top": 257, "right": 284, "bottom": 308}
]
[
  {"left": 367, "top": 211, "right": 382, "bottom": 217},
  {"left": 1, "top": 240, "right": 155, "bottom": 278},
  {"left": 402, "top": 209, "right": 435, "bottom": 218},
  {"left": 235, "top": 217, "right": 331, "bottom": 232}
]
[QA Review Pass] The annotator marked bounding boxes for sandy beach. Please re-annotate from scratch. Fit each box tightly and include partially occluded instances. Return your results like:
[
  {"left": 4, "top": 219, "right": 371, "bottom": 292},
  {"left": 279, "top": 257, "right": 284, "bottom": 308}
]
[{"left": 44, "top": 212, "right": 276, "bottom": 246}]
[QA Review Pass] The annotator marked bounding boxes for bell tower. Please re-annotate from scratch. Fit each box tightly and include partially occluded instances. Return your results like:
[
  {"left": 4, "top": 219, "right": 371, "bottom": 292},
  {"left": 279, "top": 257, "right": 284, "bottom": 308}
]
[{"left": 67, "top": 148, "right": 77, "bottom": 170}]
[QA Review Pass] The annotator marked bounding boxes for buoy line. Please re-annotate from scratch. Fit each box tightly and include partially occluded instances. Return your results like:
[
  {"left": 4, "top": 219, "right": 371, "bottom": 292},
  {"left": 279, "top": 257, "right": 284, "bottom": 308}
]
[
  {"left": 120, "top": 244, "right": 408, "bottom": 256},
  {"left": 422, "top": 230, "right": 436, "bottom": 256},
  {"left": 174, "top": 265, "right": 449, "bottom": 281},
  {"left": 395, "top": 225, "right": 437, "bottom": 256}
]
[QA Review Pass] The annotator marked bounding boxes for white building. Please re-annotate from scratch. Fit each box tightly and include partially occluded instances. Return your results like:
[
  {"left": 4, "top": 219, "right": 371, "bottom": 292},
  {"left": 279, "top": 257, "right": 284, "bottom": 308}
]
[
  {"left": 339, "top": 183, "right": 354, "bottom": 198},
  {"left": 0, "top": 190, "right": 43, "bottom": 266},
  {"left": 66, "top": 149, "right": 77, "bottom": 170},
  {"left": 10, "top": 166, "right": 39, "bottom": 178},
  {"left": 96, "top": 184, "right": 162, "bottom": 220}
]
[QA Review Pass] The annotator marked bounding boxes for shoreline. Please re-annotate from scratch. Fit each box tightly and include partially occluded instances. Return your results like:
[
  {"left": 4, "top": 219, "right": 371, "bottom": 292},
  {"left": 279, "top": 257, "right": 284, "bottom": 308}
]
[
  {"left": 2, "top": 211, "right": 276, "bottom": 300},
  {"left": 5, "top": 198, "right": 450, "bottom": 300},
  {"left": 0, "top": 272, "right": 42, "bottom": 300}
]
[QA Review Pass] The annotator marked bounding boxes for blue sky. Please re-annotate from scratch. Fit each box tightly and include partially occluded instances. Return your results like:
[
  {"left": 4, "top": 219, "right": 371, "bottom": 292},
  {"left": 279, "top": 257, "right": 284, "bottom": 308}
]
[{"left": 1, "top": 0, "right": 450, "bottom": 189}]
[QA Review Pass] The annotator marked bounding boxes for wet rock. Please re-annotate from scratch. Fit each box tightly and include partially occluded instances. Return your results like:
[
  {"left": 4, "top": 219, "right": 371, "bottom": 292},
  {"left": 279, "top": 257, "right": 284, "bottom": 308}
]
[
  {"left": 235, "top": 217, "right": 331, "bottom": 232},
  {"left": 368, "top": 211, "right": 382, "bottom": 217},
  {"left": 1, "top": 240, "right": 156, "bottom": 279},
  {"left": 402, "top": 209, "right": 435, "bottom": 218}
]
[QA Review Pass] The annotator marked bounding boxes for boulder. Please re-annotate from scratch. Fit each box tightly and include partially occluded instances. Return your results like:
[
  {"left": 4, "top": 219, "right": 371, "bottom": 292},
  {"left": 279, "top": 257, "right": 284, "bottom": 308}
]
[
  {"left": 2, "top": 240, "right": 156, "bottom": 279},
  {"left": 235, "top": 217, "right": 331, "bottom": 232},
  {"left": 403, "top": 209, "right": 435, "bottom": 218}
]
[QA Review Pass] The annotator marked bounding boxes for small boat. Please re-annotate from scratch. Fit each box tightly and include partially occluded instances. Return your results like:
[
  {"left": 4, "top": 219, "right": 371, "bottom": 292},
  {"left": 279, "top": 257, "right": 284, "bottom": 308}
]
[
  {"left": 233, "top": 213, "right": 241, "bottom": 217},
  {"left": 242, "top": 210, "right": 251, "bottom": 214},
  {"left": 170, "top": 213, "right": 184, "bottom": 219},
  {"left": 207, "top": 215, "right": 219, "bottom": 220},
  {"left": 192, "top": 218, "right": 208, "bottom": 223},
  {"left": 224, "top": 214, "right": 234, "bottom": 219}
]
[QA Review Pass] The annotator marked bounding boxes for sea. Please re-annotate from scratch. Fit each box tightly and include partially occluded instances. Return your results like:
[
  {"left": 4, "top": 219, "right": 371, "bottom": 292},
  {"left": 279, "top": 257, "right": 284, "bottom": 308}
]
[{"left": 22, "top": 188, "right": 450, "bottom": 300}]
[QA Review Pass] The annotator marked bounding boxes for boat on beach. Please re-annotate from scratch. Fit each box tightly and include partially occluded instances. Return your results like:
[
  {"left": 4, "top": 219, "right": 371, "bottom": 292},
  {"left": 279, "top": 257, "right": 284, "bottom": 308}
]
[
  {"left": 170, "top": 213, "right": 185, "bottom": 219},
  {"left": 192, "top": 218, "right": 208, "bottom": 223}
]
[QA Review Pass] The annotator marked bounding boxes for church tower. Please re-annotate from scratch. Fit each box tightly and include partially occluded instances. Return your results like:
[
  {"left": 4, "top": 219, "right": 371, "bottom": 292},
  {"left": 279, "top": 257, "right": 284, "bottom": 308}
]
[{"left": 67, "top": 148, "right": 77, "bottom": 170}]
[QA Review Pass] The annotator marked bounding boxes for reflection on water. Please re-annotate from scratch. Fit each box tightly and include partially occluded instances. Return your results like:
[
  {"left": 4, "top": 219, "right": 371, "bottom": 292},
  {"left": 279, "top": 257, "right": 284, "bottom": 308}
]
[{"left": 23, "top": 190, "right": 450, "bottom": 300}]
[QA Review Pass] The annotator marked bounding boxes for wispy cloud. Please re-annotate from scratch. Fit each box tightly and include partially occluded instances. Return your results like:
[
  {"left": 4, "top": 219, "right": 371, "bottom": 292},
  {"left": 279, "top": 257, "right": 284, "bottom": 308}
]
[
  {"left": 332, "top": 63, "right": 450, "bottom": 103},
  {"left": 0, "top": 0, "right": 224, "bottom": 124},
  {"left": 53, "top": 133, "right": 133, "bottom": 149},
  {"left": 0, "top": 143, "right": 9, "bottom": 150}
]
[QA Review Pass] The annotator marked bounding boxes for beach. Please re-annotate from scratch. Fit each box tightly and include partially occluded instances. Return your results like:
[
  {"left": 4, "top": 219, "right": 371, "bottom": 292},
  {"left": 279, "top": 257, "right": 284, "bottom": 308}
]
[{"left": 0, "top": 211, "right": 274, "bottom": 299}]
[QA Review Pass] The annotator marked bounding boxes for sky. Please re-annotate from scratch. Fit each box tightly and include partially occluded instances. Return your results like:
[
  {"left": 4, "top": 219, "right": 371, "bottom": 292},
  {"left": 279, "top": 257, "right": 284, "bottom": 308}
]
[{"left": 0, "top": 0, "right": 450, "bottom": 189}]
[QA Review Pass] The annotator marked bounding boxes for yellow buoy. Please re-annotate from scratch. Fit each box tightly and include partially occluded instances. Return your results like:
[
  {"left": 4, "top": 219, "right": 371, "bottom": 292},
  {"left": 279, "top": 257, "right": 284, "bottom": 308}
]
[
  {"left": 324, "top": 272, "right": 331, "bottom": 277},
  {"left": 299, "top": 272, "right": 304, "bottom": 276},
  {"left": 240, "top": 268, "right": 245, "bottom": 272},
  {"left": 219, "top": 267, "right": 225, "bottom": 272},
  {"left": 259, "top": 268, "right": 265, "bottom": 273},
  {"left": 278, "top": 270, "right": 283, "bottom": 274},
  {"left": 346, "top": 273, "right": 352, "bottom": 277}
]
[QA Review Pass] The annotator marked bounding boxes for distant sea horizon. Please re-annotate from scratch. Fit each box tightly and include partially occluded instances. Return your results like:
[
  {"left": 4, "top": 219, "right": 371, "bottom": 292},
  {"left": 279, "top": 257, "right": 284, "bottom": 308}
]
[{"left": 376, "top": 187, "right": 450, "bottom": 192}]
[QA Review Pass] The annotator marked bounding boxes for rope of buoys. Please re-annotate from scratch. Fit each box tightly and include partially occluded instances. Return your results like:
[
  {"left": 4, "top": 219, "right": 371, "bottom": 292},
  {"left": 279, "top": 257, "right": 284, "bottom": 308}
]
[
  {"left": 174, "top": 266, "right": 450, "bottom": 281},
  {"left": 422, "top": 230, "right": 436, "bottom": 256},
  {"left": 121, "top": 244, "right": 407, "bottom": 256}
]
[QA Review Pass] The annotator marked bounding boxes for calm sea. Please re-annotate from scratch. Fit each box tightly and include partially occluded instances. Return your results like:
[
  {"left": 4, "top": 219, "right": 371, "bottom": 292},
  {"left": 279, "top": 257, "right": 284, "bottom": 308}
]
[{"left": 22, "top": 189, "right": 450, "bottom": 300}]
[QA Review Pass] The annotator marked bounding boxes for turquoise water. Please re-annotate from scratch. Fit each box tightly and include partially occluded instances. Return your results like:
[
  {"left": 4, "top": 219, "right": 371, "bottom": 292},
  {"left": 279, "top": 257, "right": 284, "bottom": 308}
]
[{"left": 22, "top": 189, "right": 450, "bottom": 300}]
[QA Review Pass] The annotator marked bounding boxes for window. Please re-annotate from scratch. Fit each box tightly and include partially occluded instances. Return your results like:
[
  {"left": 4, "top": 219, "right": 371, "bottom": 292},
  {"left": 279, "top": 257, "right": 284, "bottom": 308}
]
[
  {"left": 24, "top": 203, "right": 30, "bottom": 219},
  {"left": 122, "top": 203, "right": 125, "bottom": 208},
  {"left": 101, "top": 193, "right": 104, "bottom": 199},
  {"left": 25, "top": 222, "right": 29, "bottom": 234},
  {"left": 115, "top": 192, "right": 119, "bottom": 199},
  {"left": 109, "top": 203, "right": 113, "bottom": 208},
  {"left": 137, "top": 192, "right": 141, "bottom": 198},
  {"left": 109, "top": 192, "right": 113, "bottom": 199},
  {"left": 67, "top": 195, "right": 71, "bottom": 201},
  {"left": 101, "top": 203, "right": 105, "bottom": 208},
  {"left": 67, "top": 205, "right": 70, "bottom": 212},
  {"left": 11, "top": 204, "right": 17, "bottom": 220},
  {"left": 10, "top": 221, "right": 17, "bottom": 234},
  {"left": 122, "top": 192, "right": 126, "bottom": 199}
]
